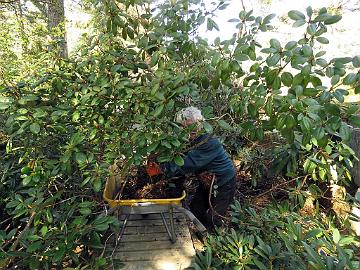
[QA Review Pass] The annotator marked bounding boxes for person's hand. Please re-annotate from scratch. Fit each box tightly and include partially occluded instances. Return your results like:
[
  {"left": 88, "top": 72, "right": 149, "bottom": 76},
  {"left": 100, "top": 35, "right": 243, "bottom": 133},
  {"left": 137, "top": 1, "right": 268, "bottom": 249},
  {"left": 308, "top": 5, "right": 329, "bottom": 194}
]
[
  {"left": 146, "top": 161, "right": 162, "bottom": 176},
  {"left": 148, "top": 153, "right": 158, "bottom": 162}
]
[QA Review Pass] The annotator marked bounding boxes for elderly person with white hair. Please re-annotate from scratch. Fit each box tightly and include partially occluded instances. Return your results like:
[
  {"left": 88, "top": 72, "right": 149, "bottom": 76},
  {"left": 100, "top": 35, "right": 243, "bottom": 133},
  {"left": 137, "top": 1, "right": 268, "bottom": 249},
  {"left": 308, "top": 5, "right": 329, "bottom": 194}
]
[{"left": 146, "top": 106, "right": 236, "bottom": 230}]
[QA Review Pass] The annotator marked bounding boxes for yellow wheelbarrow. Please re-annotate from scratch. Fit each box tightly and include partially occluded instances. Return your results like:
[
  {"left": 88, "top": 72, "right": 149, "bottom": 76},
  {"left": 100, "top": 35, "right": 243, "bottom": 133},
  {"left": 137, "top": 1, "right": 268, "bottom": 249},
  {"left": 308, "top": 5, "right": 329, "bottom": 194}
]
[{"left": 103, "top": 165, "right": 206, "bottom": 243}]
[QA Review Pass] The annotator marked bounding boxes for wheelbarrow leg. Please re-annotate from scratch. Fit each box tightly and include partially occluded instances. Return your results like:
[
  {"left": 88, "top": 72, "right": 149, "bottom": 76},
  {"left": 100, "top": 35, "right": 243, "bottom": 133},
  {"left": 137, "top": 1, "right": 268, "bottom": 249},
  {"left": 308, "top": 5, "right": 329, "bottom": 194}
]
[
  {"left": 117, "top": 214, "right": 130, "bottom": 242},
  {"left": 160, "top": 212, "right": 176, "bottom": 243},
  {"left": 169, "top": 206, "right": 176, "bottom": 243}
]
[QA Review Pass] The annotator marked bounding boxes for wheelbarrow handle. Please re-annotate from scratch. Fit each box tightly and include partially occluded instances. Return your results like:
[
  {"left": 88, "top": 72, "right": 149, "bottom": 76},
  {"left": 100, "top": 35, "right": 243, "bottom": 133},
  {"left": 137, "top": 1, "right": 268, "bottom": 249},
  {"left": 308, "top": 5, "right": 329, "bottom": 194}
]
[{"left": 172, "top": 205, "right": 207, "bottom": 233}]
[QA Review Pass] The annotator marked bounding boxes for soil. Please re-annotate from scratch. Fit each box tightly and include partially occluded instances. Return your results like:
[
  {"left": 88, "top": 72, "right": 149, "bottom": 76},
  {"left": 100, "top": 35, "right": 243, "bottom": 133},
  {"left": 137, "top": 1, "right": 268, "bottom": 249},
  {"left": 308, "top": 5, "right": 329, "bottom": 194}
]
[{"left": 120, "top": 166, "right": 184, "bottom": 199}]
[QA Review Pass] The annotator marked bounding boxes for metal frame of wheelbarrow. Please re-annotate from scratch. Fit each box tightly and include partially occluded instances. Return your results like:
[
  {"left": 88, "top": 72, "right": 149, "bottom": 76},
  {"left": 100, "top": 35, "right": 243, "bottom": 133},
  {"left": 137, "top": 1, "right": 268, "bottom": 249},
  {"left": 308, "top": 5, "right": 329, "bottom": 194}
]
[{"left": 103, "top": 174, "right": 207, "bottom": 243}]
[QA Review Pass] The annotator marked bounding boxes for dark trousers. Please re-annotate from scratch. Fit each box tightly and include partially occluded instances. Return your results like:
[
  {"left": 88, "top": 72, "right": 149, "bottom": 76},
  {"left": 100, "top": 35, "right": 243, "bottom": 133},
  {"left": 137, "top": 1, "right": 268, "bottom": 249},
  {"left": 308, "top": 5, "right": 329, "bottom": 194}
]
[{"left": 190, "top": 177, "right": 236, "bottom": 229}]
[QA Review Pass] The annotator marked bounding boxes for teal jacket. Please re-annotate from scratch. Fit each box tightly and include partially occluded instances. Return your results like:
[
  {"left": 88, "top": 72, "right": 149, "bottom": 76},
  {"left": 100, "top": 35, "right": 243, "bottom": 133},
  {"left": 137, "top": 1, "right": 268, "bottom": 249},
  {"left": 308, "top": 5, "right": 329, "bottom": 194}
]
[{"left": 161, "top": 134, "right": 236, "bottom": 186}]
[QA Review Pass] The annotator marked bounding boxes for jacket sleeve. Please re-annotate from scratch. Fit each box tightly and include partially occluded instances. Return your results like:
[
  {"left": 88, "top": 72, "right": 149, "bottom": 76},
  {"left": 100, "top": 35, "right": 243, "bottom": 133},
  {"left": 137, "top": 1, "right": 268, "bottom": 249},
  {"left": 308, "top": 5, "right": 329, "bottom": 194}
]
[{"left": 161, "top": 143, "right": 218, "bottom": 178}]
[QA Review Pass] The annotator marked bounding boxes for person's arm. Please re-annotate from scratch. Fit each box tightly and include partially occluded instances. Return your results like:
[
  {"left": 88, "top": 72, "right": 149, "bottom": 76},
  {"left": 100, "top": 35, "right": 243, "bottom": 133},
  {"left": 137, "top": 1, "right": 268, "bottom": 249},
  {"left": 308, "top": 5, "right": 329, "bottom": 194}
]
[{"left": 161, "top": 143, "right": 218, "bottom": 177}]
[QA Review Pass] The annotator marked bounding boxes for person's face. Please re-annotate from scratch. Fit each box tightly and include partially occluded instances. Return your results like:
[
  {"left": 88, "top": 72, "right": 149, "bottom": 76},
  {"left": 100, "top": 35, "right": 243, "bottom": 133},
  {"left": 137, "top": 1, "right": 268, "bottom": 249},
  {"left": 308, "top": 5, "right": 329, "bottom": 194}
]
[{"left": 182, "top": 119, "right": 193, "bottom": 127}]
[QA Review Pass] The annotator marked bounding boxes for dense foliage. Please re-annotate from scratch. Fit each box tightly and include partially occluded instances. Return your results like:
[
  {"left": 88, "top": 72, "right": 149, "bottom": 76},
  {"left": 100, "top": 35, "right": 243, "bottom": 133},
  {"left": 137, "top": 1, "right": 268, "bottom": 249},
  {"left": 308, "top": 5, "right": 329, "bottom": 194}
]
[
  {"left": 194, "top": 201, "right": 360, "bottom": 269},
  {"left": 0, "top": 0, "right": 359, "bottom": 269}
]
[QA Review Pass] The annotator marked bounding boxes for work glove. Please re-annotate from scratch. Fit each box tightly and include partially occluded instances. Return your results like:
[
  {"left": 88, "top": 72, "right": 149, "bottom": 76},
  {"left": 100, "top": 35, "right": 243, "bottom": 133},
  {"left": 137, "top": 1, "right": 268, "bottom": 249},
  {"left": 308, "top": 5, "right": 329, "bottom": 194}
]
[{"left": 146, "top": 161, "right": 162, "bottom": 176}]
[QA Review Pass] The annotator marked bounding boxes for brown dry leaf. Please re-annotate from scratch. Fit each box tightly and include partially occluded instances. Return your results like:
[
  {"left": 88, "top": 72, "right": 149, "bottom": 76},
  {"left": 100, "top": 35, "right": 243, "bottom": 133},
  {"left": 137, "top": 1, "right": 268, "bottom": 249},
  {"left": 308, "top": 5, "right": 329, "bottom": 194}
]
[
  {"left": 300, "top": 196, "right": 315, "bottom": 217},
  {"left": 331, "top": 185, "right": 351, "bottom": 219},
  {"left": 74, "top": 245, "right": 83, "bottom": 254},
  {"left": 252, "top": 195, "right": 271, "bottom": 208}
]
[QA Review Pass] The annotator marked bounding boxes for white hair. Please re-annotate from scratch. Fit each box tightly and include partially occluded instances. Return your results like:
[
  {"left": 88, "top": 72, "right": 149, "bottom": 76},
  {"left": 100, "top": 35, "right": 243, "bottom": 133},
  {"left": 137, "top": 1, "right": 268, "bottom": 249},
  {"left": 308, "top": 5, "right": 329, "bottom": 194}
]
[{"left": 176, "top": 106, "right": 204, "bottom": 125}]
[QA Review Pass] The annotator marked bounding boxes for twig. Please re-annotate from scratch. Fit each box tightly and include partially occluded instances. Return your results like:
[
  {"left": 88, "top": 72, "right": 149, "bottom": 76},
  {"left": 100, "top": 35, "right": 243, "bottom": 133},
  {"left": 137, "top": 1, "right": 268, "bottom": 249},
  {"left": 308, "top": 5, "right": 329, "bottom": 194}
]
[
  {"left": 256, "top": 175, "right": 307, "bottom": 198},
  {"left": 240, "top": 0, "right": 245, "bottom": 11},
  {"left": 100, "top": 232, "right": 115, "bottom": 258},
  {"left": 208, "top": 175, "right": 230, "bottom": 221},
  {"left": 6, "top": 212, "right": 36, "bottom": 267}
]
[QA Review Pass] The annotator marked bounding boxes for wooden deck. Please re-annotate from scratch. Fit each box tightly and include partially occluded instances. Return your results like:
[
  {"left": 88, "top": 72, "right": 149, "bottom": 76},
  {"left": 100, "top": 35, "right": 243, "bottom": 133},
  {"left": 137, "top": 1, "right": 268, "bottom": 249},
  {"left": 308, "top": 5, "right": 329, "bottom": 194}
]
[{"left": 108, "top": 212, "right": 196, "bottom": 270}]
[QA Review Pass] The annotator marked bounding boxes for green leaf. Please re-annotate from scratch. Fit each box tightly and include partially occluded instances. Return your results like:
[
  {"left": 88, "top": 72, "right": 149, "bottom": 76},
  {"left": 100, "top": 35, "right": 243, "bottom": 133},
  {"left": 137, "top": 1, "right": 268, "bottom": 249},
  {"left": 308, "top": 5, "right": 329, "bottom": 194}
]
[
  {"left": 234, "top": 53, "right": 249, "bottom": 62},
  {"left": 203, "top": 122, "right": 213, "bottom": 133},
  {"left": 285, "top": 114, "right": 296, "bottom": 129},
  {"left": 307, "top": 24, "right": 317, "bottom": 35},
  {"left": 288, "top": 10, "right": 305, "bottom": 21},
  {"left": 331, "top": 75, "right": 340, "bottom": 86},
  {"left": 324, "top": 15, "right": 342, "bottom": 25},
  {"left": 153, "top": 104, "right": 164, "bottom": 117},
  {"left": 325, "top": 104, "right": 340, "bottom": 116},
  {"left": 27, "top": 241, "right": 42, "bottom": 252},
  {"left": 207, "top": 18, "right": 219, "bottom": 31},
  {"left": 292, "top": 20, "right": 306, "bottom": 27},
  {"left": 285, "top": 41, "right": 297, "bottom": 50},
  {"left": 266, "top": 54, "right": 280, "bottom": 66},
  {"left": 302, "top": 45, "right": 313, "bottom": 57},
  {"left": 300, "top": 117, "right": 311, "bottom": 132},
  {"left": 350, "top": 115, "right": 360, "bottom": 127},
  {"left": 75, "top": 152, "right": 87, "bottom": 164},
  {"left": 334, "top": 57, "right": 352, "bottom": 65},
  {"left": 301, "top": 65, "right": 311, "bottom": 76},
  {"left": 211, "top": 52, "right": 221, "bottom": 66},
  {"left": 333, "top": 89, "right": 344, "bottom": 103},
  {"left": 352, "top": 55, "right": 360, "bottom": 68},
  {"left": 339, "top": 123, "right": 350, "bottom": 141},
  {"left": 150, "top": 52, "right": 159, "bottom": 67},
  {"left": 316, "top": 37, "right": 329, "bottom": 44},
  {"left": 72, "top": 111, "right": 80, "bottom": 122},
  {"left": 343, "top": 73, "right": 357, "bottom": 85},
  {"left": 80, "top": 207, "right": 92, "bottom": 215},
  {"left": 255, "top": 128, "right": 264, "bottom": 140},
  {"left": 218, "top": 119, "right": 232, "bottom": 130},
  {"left": 306, "top": 6, "right": 313, "bottom": 17},
  {"left": 272, "top": 76, "right": 281, "bottom": 90},
  {"left": 263, "top": 13, "right": 276, "bottom": 24},
  {"left": 356, "top": 85, "right": 360, "bottom": 94},
  {"left": 29, "top": 123, "right": 40, "bottom": 134},
  {"left": 338, "top": 236, "right": 354, "bottom": 246},
  {"left": 93, "top": 178, "right": 101, "bottom": 192},
  {"left": 313, "top": 127, "right": 325, "bottom": 140},
  {"left": 332, "top": 228, "right": 340, "bottom": 243},
  {"left": 270, "top": 39, "right": 281, "bottom": 50},
  {"left": 40, "top": 226, "right": 48, "bottom": 236},
  {"left": 95, "top": 222, "right": 109, "bottom": 231},
  {"left": 174, "top": 155, "right": 184, "bottom": 166},
  {"left": 253, "top": 258, "right": 268, "bottom": 270},
  {"left": 310, "top": 76, "right": 322, "bottom": 87},
  {"left": 316, "top": 58, "right": 327, "bottom": 67},
  {"left": 0, "top": 102, "right": 10, "bottom": 110}
]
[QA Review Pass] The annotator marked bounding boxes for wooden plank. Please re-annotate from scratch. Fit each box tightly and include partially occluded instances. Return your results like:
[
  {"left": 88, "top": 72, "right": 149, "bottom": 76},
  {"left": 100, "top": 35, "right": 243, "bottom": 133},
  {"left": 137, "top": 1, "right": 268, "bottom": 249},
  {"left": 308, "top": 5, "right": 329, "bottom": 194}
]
[
  {"left": 110, "top": 259, "right": 194, "bottom": 270},
  {"left": 112, "top": 249, "right": 195, "bottom": 262},
  {"left": 109, "top": 238, "right": 193, "bottom": 252},
  {"left": 117, "top": 231, "right": 190, "bottom": 242},
  {"left": 122, "top": 224, "right": 189, "bottom": 235},
  {"left": 109, "top": 211, "right": 196, "bottom": 270}
]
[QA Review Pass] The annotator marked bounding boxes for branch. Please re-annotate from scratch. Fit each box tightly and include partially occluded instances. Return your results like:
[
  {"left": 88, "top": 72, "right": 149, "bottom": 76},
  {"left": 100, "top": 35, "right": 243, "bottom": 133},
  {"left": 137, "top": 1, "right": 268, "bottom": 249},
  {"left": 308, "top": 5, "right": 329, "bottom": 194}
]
[
  {"left": 0, "top": 0, "right": 17, "bottom": 3},
  {"left": 6, "top": 212, "right": 36, "bottom": 267}
]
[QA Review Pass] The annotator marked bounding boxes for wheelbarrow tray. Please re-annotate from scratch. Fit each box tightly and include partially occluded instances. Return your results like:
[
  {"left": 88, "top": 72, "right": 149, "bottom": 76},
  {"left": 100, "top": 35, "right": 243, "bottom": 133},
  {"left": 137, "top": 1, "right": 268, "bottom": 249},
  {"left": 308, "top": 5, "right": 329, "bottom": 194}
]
[
  {"left": 103, "top": 173, "right": 189, "bottom": 243},
  {"left": 103, "top": 168, "right": 207, "bottom": 237},
  {"left": 103, "top": 171, "right": 186, "bottom": 208}
]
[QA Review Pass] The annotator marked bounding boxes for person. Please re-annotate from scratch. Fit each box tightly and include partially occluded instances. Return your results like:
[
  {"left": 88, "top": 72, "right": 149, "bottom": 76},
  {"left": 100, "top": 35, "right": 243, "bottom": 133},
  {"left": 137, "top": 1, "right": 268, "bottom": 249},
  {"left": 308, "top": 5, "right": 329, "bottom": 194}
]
[{"left": 146, "top": 106, "right": 236, "bottom": 230}]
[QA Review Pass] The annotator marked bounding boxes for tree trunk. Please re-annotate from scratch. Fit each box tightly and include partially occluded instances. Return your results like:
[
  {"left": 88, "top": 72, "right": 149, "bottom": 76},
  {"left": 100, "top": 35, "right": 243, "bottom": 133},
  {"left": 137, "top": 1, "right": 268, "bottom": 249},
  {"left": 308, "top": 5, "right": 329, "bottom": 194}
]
[{"left": 47, "top": 0, "right": 67, "bottom": 57}]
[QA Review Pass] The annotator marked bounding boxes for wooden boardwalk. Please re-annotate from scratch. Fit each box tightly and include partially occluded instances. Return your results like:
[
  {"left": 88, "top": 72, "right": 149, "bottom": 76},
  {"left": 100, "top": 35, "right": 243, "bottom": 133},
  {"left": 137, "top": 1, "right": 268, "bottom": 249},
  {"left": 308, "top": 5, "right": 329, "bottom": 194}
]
[{"left": 108, "top": 212, "right": 196, "bottom": 270}]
